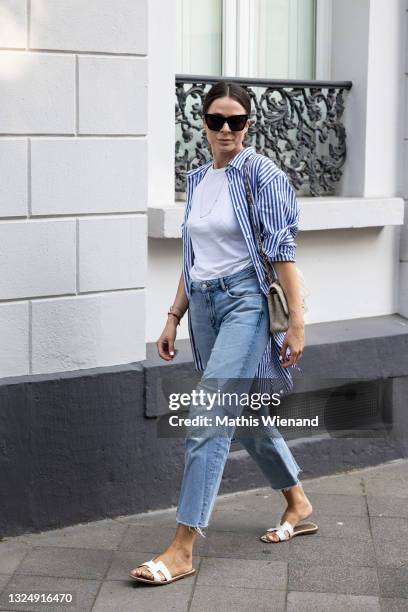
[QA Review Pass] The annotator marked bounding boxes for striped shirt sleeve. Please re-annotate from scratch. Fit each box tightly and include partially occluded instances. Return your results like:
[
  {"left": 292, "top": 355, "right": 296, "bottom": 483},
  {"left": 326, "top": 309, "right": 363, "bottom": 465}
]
[{"left": 256, "top": 172, "right": 300, "bottom": 262}]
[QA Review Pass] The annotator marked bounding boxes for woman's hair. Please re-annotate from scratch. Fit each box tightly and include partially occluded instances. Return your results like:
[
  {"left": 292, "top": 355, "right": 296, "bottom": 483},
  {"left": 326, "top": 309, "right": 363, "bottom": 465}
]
[
  {"left": 202, "top": 80, "right": 251, "bottom": 150},
  {"left": 202, "top": 80, "right": 251, "bottom": 116}
]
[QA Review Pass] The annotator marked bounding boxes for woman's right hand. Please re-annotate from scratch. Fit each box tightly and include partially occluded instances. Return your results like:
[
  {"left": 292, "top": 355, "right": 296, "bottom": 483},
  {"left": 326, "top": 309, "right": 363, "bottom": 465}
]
[{"left": 156, "top": 319, "right": 179, "bottom": 361}]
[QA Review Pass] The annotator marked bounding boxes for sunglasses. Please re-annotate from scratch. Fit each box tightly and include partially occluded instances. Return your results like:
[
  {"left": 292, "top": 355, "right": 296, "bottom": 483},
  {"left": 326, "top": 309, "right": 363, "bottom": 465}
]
[{"left": 204, "top": 113, "right": 248, "bottom": 132}]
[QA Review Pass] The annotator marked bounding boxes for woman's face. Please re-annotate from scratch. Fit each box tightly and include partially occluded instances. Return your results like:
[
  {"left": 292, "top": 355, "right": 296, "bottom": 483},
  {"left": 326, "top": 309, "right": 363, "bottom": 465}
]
[{"left": 202, "top": 96, "right": 250, "bottom": 157}]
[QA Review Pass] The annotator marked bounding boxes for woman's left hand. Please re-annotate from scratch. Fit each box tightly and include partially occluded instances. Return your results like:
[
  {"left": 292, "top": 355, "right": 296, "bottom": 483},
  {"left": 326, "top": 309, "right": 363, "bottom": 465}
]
[{"left": 279, "top": 323, "right": 305, "bottom": 368}]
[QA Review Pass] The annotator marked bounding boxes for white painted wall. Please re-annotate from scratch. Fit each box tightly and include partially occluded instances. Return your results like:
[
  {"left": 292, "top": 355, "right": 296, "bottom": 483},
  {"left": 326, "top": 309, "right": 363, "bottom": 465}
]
[
  {"left": 399, "top": 0, "right": 408, "bottom": 316},
  {"left": 331, "top": 0, "right": 405, "bottom": 198},
  {"left": 330, "top": 0, "right": 370, "bottom": 197},
  {"left": 365, "top": 0, "right": 405, "bottom": 198},
  {"left": 0, "top": 0, "right": 148, "bottom": 378},
  {"left": 147, "top": 239, "right": 188, "bottom": 343},
  {"left": 297, "top": 226, "right": 401, "bottom": 324},
  {"left": 146, "top": 226, "right": 401, "bottom": 343},
  {"left": 148, "top": 0, "right": 176, "bottom": 210}
]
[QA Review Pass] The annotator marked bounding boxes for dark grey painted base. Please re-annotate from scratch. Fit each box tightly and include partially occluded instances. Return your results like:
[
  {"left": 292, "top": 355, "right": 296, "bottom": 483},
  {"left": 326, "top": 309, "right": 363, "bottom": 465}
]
[{"left": 0, "top": 314, "right": 407, "bottom": 537}]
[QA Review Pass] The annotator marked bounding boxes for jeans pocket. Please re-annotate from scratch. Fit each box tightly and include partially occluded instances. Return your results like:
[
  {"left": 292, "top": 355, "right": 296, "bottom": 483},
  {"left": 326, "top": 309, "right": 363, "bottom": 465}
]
[{"left": 225, "top": 275, "right": 263, "bottom": 299}]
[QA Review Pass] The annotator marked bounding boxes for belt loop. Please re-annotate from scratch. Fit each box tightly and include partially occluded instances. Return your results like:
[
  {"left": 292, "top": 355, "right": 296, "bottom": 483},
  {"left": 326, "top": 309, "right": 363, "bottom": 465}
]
[{"left": 219, "top": 276, "right": 227, "bottom": 291}]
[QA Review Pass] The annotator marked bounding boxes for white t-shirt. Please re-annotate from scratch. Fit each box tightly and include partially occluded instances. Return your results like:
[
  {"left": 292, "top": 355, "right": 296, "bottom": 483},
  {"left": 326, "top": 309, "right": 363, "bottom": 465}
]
[{"left": 187, "top": 163, "right": 253, "bottom": 281}]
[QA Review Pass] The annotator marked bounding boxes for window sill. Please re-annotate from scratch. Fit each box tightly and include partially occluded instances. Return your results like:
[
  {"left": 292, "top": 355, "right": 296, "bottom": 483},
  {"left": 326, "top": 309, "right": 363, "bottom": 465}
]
[{"left": 147, "top": 197, "right": 405, "bottom": 238}]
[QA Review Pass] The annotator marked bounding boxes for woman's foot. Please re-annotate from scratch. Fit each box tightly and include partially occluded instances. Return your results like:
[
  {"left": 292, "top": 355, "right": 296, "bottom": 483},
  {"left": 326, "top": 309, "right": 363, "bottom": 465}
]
[
  {"left": 129, "top": 544, "right": 193, "bottom": 582},
  {"left": 129, "top": 524, "right": 196, "bottom": 582},
  {"left": 261, "top": 484, "right": 313, "bottom": 542}
]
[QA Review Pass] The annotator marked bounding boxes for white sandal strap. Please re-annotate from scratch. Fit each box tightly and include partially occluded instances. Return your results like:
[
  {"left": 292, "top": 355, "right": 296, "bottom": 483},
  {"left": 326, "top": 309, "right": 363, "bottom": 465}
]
[
  {"left": 141, "top": 560, "right": 162, "bottom": 581},
  {"left": 153, "top": 559, "right": 172, "bottom": 581},
  {"left": 280, "top": 520, "right": 294, "bottom": 537},
  {"left": 266, "top": 520, "right": 294, "bottom": 541}
]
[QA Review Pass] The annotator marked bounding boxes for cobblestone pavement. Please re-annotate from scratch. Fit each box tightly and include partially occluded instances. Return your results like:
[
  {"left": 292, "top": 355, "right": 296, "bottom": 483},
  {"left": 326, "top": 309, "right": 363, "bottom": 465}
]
[{"left": 0, "top": 459, "right": 407, "bottom": 611}]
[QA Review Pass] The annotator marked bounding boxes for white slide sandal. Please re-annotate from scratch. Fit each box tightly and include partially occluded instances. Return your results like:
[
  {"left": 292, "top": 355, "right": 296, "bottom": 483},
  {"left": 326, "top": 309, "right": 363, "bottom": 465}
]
[
  {"left": 260, "top": 519, "right": 318, "bottom": 543},
  {"left": 129, "top": 558, "right": 196, "bottom": 585}
]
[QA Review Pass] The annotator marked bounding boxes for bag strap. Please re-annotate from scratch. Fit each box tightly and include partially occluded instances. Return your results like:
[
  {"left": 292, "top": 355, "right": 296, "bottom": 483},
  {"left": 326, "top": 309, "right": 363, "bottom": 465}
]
[{"left": 243, "top": 155, "right": 276, "bottom": 287}]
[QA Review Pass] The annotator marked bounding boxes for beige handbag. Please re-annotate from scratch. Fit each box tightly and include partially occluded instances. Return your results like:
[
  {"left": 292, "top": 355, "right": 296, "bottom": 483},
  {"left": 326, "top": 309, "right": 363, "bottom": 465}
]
[{"left": 243, "top": 157, "right": 308, "bottom": 333}]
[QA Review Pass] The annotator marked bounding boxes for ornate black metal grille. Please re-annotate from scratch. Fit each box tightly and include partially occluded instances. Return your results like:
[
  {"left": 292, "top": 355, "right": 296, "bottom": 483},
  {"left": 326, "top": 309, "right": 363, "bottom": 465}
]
[{"left": 175, "top": 75, "right": 352, "bottom": 197}]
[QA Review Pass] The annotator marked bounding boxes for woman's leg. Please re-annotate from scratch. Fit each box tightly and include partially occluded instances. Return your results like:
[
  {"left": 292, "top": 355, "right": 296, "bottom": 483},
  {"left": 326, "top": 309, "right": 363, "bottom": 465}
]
[
  {"left": 175, "top": 283, "right": 271, "bottom": 533},
  {"left": 131, "top": 272, "right": 270, "bottom": 580},
  {"left": 264, "top": 484, "right": 313, "bottom": 541},
  {"left": 237, "top": 430, "right": 313, "bottom": 541}
]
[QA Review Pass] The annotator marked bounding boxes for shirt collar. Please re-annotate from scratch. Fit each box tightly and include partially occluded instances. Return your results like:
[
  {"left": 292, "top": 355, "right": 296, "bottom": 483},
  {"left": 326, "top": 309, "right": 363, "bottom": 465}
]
[
  {"left": 226, "top": 146, "right": 256, "bottom": 172},
  {"left": 186, "top": 146, "right": 256, "bottom": 180}
]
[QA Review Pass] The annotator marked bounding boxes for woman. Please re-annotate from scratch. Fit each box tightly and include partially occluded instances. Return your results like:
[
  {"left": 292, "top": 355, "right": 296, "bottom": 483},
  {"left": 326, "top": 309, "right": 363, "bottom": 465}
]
[{"left": 129, "top": 81, "right": 318, "bottom": 586}]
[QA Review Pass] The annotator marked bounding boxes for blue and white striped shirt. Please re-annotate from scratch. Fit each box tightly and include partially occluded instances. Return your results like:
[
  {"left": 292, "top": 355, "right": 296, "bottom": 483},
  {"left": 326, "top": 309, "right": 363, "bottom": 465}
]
[{"left": 181, "top": 146, "right": 301, "bottom": 396}]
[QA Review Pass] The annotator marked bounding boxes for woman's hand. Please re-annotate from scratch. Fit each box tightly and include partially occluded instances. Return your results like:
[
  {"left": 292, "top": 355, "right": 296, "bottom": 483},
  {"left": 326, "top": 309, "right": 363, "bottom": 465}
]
[
  {"left": 279, "top": 321, "right": 304, "bottom": 368},
  {"left": 156, "top": 318, "right": 179, "bottom": 361}
]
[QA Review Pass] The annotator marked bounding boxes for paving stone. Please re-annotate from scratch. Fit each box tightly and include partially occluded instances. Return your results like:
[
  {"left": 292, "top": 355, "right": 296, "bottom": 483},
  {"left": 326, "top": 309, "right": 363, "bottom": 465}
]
[
  {"left": 0, "top": 541, "right": 29, "bottom": 574},
  {"left": 14, "top": 546, "right": 112, "bottom": 580},
  {"left": 308, "top": 512, "right": 371, "bottom": 539},
  {"left": 357, "top": 460, "right": 408, "bottom": 481},
  {"left": 367, "top": 497, "right": 408, "bottom": 519},
  {"left": 8, "top": 519, "right": 127, "bottom": 550},
  {"left": 0, "top": 575, "right": 100, "bottom": 612},
  {"left": 373, "top": 538, "right": 408, "bottom": 567},
  {"left": 289, "top": 535, "right": 376, "bottom": 567},
  {"left": 93, "top": 579, "right": 194, "bottom": 612},
  {"left": 119, "top": 524, "right": 207, "bottom": 555},
  {"left": 196, "top": 557, "right": 287, "bottom": 590},
  {"left": 370, "top": 516, "right": 408, "bottom": 540},
  {"left": 114, "top": 510, "right": 177, "bottom": 527},
  {"left": 190, "top": 585, "right": 286, "bottom": 612},
  {"left": 288, "top": 563, "right": 379, "bottom": 595},
  {"left": 302, "top": 473, "right": 365, "bottom": 495},
  {"left": 0, "top": 575, "right": 12, "bottom": 592},
  {"left": 304, "top": 493, "right": 368, "bottom": 516},
  {"left": 213, "top": 488, "right": 281, "bottom": 512},
  {"left": 202, "top": 530, "right": 290, "bottom": 561},
  {"left": 380, "top": 597, "right": 408, "bottom": 611},
  {"left": 363, "top": 477, "right": 408, "bottom": 498},
  {"left": 209, "top": 510, "right": 282, "bottom": 534},
  {"left": 287, "top": 591, "right": 381, "bottom": 611},
  {"left": 378, "top": 567, "right": 408, "bottom": 598},
  {"left": 210, "top": 510, "right": 371, "bottom": 540},
  {"left": 107, "top": 551, "right": 200, "bottom": 581}
]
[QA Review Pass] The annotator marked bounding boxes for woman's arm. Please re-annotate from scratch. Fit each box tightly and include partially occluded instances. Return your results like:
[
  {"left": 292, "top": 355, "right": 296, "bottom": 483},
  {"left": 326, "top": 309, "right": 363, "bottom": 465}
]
[
  {"left": 156, "top": 272, "right": 189, "bottom": 361},
  {"left": 256, "top": 172, "right": 304, "bottom": 368},
  {"left": 272, "top": 261, "right": 304, "bottom": 368}
]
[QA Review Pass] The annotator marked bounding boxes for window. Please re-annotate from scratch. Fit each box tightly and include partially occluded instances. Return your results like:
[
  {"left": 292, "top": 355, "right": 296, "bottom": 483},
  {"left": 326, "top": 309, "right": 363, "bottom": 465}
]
[
  {"left": 176, "top": 0, "right": 223, "bottom": 76},
  {"left": 176, "top": 0, "right": 317, "bottom": 80}
]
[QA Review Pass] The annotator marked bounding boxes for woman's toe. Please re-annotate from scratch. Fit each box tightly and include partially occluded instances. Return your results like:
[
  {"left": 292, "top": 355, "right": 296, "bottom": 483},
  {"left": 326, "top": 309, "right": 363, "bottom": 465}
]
[
  {"left": 130, "top": 566, "right": 152, "bottom": 579},
  {"left": 263, "top": 531, "right": 278, "bottom": 542},
  {"left": 141, "top": 568, "right": 153, "bottom": 580}
]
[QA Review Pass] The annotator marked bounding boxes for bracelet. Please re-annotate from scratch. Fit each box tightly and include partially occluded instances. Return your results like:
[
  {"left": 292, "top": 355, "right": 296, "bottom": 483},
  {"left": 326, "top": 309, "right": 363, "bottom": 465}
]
[
  {"left": 167, "top": 311, "right": 181, "bottom": 325},
  {"left": 169, "top": 304, "right": 183, "bottom": 317},
  {"left": 168, "top": 304, "right": 184, "bottom": 324}
]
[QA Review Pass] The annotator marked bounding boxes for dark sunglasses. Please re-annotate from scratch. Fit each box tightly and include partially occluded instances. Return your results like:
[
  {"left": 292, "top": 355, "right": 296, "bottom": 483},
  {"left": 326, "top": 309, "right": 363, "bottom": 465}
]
[{"left": 204, "top": 113, "right": 248, "bottom": 132}]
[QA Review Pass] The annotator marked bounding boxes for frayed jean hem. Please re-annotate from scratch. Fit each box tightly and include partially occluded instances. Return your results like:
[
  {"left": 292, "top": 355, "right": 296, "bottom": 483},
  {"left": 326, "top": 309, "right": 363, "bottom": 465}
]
[
  {"left": 278, "top": 469, "right": 303, "bottom": 492},
  {"left": 176, "top": 520, "right": 207, "bottom": 539},
  {"left": 281, "top": 480, "right": 303, "bottom": 492}
]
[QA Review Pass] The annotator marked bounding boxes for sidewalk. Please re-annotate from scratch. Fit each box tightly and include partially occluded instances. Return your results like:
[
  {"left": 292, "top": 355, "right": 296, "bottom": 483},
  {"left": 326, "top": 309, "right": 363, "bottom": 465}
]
[{"left": 0, "top": 459, "right": 407, "bottom": 612}]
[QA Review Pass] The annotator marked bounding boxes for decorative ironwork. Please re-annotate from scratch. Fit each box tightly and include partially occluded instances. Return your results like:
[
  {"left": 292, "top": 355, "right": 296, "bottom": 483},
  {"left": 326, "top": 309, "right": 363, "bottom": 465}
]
[{"left": 175, "top": 75, "right": 352, "bottom": 197}]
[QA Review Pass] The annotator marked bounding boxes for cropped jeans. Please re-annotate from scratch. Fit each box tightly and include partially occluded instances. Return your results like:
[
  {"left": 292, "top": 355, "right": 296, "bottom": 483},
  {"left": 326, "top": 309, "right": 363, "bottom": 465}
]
[{"left": 175, "top": 263, "right": 302, "bottom": 537}]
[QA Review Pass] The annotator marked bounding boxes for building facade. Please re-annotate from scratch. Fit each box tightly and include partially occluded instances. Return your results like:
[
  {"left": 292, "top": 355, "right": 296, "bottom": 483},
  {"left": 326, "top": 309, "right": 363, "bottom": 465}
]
[{"left": 0, "top": 0, "right": 407, "bottom": 535}]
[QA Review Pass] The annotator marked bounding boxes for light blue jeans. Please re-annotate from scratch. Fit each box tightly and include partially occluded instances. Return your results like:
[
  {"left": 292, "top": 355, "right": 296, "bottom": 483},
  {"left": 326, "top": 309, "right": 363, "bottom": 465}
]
[{"left": 176, "top": 263, "right": 303, "bottom": 537}]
